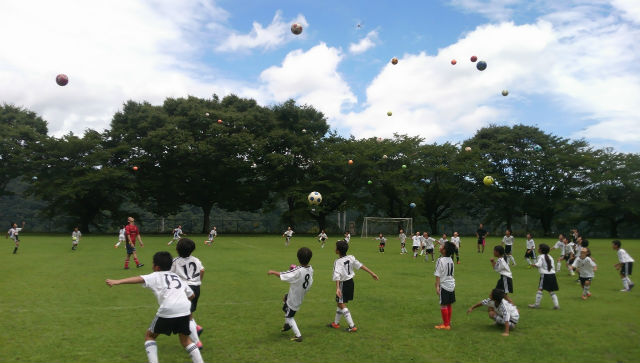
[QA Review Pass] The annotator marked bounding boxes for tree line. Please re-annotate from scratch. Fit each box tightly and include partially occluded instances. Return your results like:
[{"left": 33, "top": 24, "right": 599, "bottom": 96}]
[{"left": 1, "top": 95, "right": 638, "bottom": 237}]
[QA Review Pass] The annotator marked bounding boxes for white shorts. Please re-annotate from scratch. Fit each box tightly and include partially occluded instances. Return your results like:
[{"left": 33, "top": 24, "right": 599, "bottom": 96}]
[
  {"left": 495, "top": 315, "right": 517, "bottom": 328},
  {"left": 119, "top": 236, "right": 125, "bottom": 241}
]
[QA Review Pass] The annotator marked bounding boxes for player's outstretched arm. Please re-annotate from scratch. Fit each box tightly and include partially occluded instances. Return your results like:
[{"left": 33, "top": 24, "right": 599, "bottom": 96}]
[
  {"left": 267, "top": 270, "right": 281, "bottom": 277},
  {"left": 467, "top": 301, "right": 483, "bottom": 314},
  {"left": 105, "top": 276, "right": 144, "bottom": 286},
  {"left": 360, "top": 265, "right": 379, "bottom": 280}
]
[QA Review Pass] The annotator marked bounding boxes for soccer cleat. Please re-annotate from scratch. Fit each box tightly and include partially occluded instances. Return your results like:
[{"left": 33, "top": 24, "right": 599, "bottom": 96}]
[
  {"left": 136, "top": 264, "right": 144, "bottom": 268},
  {"left": 197, "top": 325, "right": 203, "bottom": 336},
  {"left": 346, "top": 326, "right": 358, "bottom": 332},
  {"left": 196, "top": 341, "right": 203, "bottom": 350},
  {"left": 281, "top": 323, "right": 291, "bottom": 332},
  {"left": 456, "top": 261, "right": 460, "bottom": 264},
  {"left": 586, "top": 292, "right": 592, "bottom": 297},
  {"left": 434, "top": 324, "right": 451, "bottom": 330},
  {"left": 553, "top": 305, "right": 560, "bottom": 310},
  {"left": 629, "top": 283, "right": 635, "bottom": 291},
  {"left": 290, "top": 336, "right": 303, "bottom": 342},
  {"left": 327, "top": 322, "right": 340, "bottom": 329},
  {"left": 528, "top": 304, "right": 539, "bottom": 309},
  {"left": 620, "top": 289, "right": 630, "bottom": 292},
  {"left": 113, "top": 245, "right": 118, "bottom": 248}
]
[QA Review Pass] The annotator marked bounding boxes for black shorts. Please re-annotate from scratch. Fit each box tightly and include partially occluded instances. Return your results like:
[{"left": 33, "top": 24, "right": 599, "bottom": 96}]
[
  {"left": 189, "top": 285, "right": 200, "bottom": 312},
  {"left": 401, "top": 242, "right": 406, "bottom": 247},
  {"left": 282, "top": 294, "right": 297, "bottom": 318},
  {"left": 426, "top": 248, "right": 434, "bottom": 254},
  {"left": 505, "top": 245, "right": 512, "bottom": 254},
  {"left": 477, "top": 239, "right": 484, "bottom": 245},
  {"left": 453, "top": 247, "right": 459, "bottom": 255},
  {"left": 568, "top": 257, "right": 576, "bottom": 265},
  {"left": 561, "top": 254, "right": 571, "bottom": 261},
  {"left": 579, "top": 277, "right": 592, "bottom": 287},
  {"left": 496, "top": 275, "right": 513, "bottom": 293},
  {"left": 439, "top": 288, "right": 456, "bottom": 305},
  {"left": 379, "top": 242, "right": 386, "bottom": 246},
  {"left": 621, "top": 262, "right": 633, "bottom": 276},
  {"left": 412, "top": 246, "right": 419, "bottom": 252},
  {"left": 336, "top": 278, "right": 354, "bottom": 304},
  {"left": 525, "top": 249, "right": 536, "bottom": 259},
  {"left": 126, "top": 244, "right": 136, "bottom": 255},
  {"left": 538, "top": 274, "right": 559, "bottom": 292},
  {"left": 149, "top": 315, "right": 191, "bottom": 336}
]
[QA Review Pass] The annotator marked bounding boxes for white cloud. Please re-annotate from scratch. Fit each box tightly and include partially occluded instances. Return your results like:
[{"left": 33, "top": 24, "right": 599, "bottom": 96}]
[
  {"left": 349, "top": 30, "right": 379, "bottom": 54},
  {"left": 611, "top": 0, "right": 640, "bottom": 23},
  {"left": 449, "top": 0, "right": 523, "bottom": 21},
  {"left": 215, "top": 11, "right": 308, "bottom": 52}
]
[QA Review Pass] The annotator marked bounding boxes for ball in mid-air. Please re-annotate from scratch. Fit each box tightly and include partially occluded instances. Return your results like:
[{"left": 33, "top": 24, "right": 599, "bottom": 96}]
[
  {"left": 470, "top": 55, "right": 477, "bottom": 62},
  {"left": 217, "top": 119, "right": 223, "bottom": 124},
  {"left": 483, "top": 176, "right": 494, "bottom": 186},
  {"left": 391, "top": 57, "right": 398, "bottom": 65},
  {"left": 387, "top": 111, "right": 392, "bottom": 116},
  {"left": 291, "top": 23, "right": 303, "bottom": 35},
  {"left": 502, "top": 90, "right": 508, "bottom": 96},
  {"left": 409, "top": 202, "right": 416, "bottom": 208},
  {"left": 451, "top": 59, "right": 457, "bottom": 65},
  {"left": 302, "top": 129, "right": 307, "bottom": 133},
  {"left": 367, "top": 180, "right": 373, "bottom": 185},
  {"left": 205, "top": 112, "right": 210, "bottom": 116},
  {"left": 534, "top": 145, "right": 542, "bottom": 151},
  {"left": 56, "top": 74, "right": 68, "bottom": 86},
  {"left": 348, "top": 159, "right": 354, "bottom": 165},
  {"left": 133, "top": 166, "right": 139, "bottom": 171},
  {"left": 464, "top": 146, "right": 472, "bottom": 151},
  {"left": 307, "top": 191, "right": 322, "bottom": 205},
  {"left": 376, "top": 137, "right": 383, "bottom": 142},
  {"left": 476, "top": 61, "right": 487, "bottom": 71},
  {"left": 402, "top": 164, "right": 407, "bottom": 169},
  {"left": 382, "top": 154, "right": 388, "bottom": 159}
]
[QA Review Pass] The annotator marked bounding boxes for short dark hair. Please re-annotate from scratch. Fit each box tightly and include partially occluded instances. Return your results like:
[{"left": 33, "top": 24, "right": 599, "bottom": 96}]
[
  {"left": 442, "top": 241, "right": 456, "bottom": 257},
  {"left": 153, "top": 251, "right": 173, "bottom": 271},
  {"left": 336, "top": 240, "right": 349, "bottom": 256},
  {"left": 612, "top": 240, "right": 622, "bottom": 248},
  {"left": 176, "top": 238, "right": 195, "bottom": 258},
  {"left": 297, "top": 247, "right": 312, "bottom": 265},
  {"left": 581, "top": 239, "right": 589, "bottom": 248},
  {"left": 494, "top": 245, "right": 505, "bottom": 256}
]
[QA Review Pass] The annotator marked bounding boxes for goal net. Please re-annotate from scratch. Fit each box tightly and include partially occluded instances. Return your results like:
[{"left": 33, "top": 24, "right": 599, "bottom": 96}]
[{"left": 360, "top": 217, "right": 413, "bottom": 238}]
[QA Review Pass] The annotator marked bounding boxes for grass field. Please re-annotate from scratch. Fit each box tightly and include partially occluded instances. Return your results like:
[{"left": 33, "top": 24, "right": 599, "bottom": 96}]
[{"left": 1, "top": 234, "right": 639, "bottom": 363}]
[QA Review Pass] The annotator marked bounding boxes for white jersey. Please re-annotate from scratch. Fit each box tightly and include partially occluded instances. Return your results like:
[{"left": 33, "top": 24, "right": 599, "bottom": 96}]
[
  {"left": 284, "top": 230, "right": 294, "bottom": 238},
  {"left": 434, "top": 256, "right": 455, "bottom": 292},
  {"left": 502, "top": 235, "right": 514, "bottom": 246},
  {"left": 345, "top": 233, "right": 351, "bottom": 243},
  {"left": 119, "top": 228, "right": 126, "bottom": 241},
  {"left": 141, "top": 271, "right": 194, "bottom": 318},
  {"left": 173, "top": 228, "right": 183, "bottom": 239},
  {"left": 566, "top": 242, "right": 576, "bottom": 256},
  {"left": 412, "top": 235, "right": 421, "bottom": 247},
  {"left": 553, "top": 241, "right": 564, "bottom": 254},
  {"left": 208, "top": 229, "right": 217, "bottom": 240},
  {"left": 422, "top": 237, "right": 436, "bottom": 249},
  {"left": 572, "top": 256, "right": 597, "bottom": 278},
  {"left": 450, "top": 236, "right": 460, "bottom": 249},
  {"left": 376, "top": 236, "right": 387, "bottom": 244},
  {"left": 526, "top": 239, "right": 535, "bottom": 250},
  {"left": 333, "top": 255, "right": 363, "bottom": 282},
  {"left": 72, "top": 231, "right": 82, "bottom": 240},
  {"left": 496, "top": 299, "right": 519, "bottom": 324},
  {"left": 171, "top": 256, "right": 205, "bottom": 286},
  {"left": 399, "top": 233, "right": 406, "bottom": 243},
  {"left": 318, "top": 232, "right": 327, "bottom": 241},
  {"left": 494, "top": 257, "right": 512, "bottom": 278},
  {"left": 534, "top": 254, "right": 556, "bottom": 274},
  {"left": 438, "top": 238, "right": 448, "bottom": 246},
  {"left": 280, "top": 265, "right": 313, "bottom": 311},
  {"left": 617, "top": 249, "right": 635, "bottom": 263},
  {"left": 8, "top": 227, "right": 22, "bottom": 240}
]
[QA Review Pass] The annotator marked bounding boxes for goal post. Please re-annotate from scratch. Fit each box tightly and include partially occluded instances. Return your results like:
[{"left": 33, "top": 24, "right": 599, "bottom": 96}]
[{"left": 360, "top": 217, "right": 413, "bottom": 238}]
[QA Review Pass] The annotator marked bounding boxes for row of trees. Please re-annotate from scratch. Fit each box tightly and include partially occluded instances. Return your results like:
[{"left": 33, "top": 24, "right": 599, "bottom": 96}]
[{"left": 1, "top": 95, "right": 639, "bottom": 236}]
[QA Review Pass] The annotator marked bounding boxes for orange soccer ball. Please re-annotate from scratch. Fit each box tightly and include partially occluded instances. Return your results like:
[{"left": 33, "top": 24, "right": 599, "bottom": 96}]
[
  {"left": 217, "top": 119, "right": 223, "bottom": 124},
  {"left": 391, "top": 57, "right": 398, "bottom": 65},
  {"left": 133, "top": 166, "right": 139, "bottom": 171},
  {"left": 348, "top": 159, "right": 354, "bottom": 165},
  {"left": 451, "top": 59, "right": 457, "bottom": 65}
]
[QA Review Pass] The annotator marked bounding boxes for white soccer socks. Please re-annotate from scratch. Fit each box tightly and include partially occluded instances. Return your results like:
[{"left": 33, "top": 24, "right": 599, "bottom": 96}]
[
  {"left": 550, "top": 292, "right": 559, "bottom": 308},
  {"left": 342, "top": 308, "right": 355, "bottom": 328},
  {"left": 622, "top": 277, "right": 630, "bottom": 290},
  {"left": 145, "top": 341, "right": 158, "bottom": 363},
  {"left": 285, "top": 317, "right": 301, "bottom": 337},
  {"left": 526, "top": 258, "right": 532, "bottom": 265},
  {"left": 534, "top": 290, "right": 543, "bottom": 306},
  {"left": 189, "top": 319, "right": 200, "bottom": 344},
  {"left": 508, "top": 255, "right": 516, "bottom": 265},
  {"left": 556, "top": 262, "right": 561, "bottom": 272},
  {"left": 186, "top": 343, "right": 204, "bottom": 363},
  {"left": 583, "top": 285, "right": 590, "bottom": 296},
  {"left": 334, "top": 308, "right": 342, "bottom": 325}
]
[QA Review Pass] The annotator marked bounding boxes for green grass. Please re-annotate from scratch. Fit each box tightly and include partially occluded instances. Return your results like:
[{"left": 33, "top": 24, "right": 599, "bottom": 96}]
[{"left": 1, "top": 234, "right": 639, "bottom": 363}]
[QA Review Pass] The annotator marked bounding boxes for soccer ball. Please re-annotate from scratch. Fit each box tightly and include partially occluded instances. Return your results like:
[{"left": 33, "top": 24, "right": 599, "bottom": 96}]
[
  {"left": 451, "top": 59, "right": 457, "bottom": 65},
  {"left": 217, "top": 119, "right": 223, "bottom": 124},
  {"left": 387, "top": 111, "right": 392, "bottom": 116},
  {"left": 133, "top": 166, "right": 139, "bottom": 171},
  {"left": 382, "top": 154, "right": 388, "bottom": 159},
  {"left": 56, "top": 74, "right": 68, "bottom": 86},
  {"left": 367, "top": 180, "right": 373, "bottom": 185},
  {"left": 391, "top": 57, "right": 398, "bottom": 65},
  {"left": 348, "top": 159, "right": 354, "bottom": 165},
  {"left": 402, "top": 164, "right": 407, "bottom": 169},
  {"left": 72, "top": 236, "right": 77, "bottom": 241},
  {"left": 502, "top": 90, "right": 509, "bottom": 96},
  {"left": 205, "top": 112, "right": 209, "bottom": 116},
  {"left": 308, "top": 191, "right": 322, "bottom": 205},
  {"left": 464, "top": 146, "right": 472, "bottom": 152},
  {"left": 483, "top": 176, "right": 494, "bottom": 186},
  {"left": 476, "top": 61, "right": 487, "bottom": 71},
  {"left": 409, "top": 202, "right": 416, "bottom": 208},
  {"left": 470, "top": 55, "right": 477, "bottom": 62},
  {"left": 534, "top": 145, "right": 542, "bottom": 151},
  {"left": 291, "top": 23, "right": 303, "bottom": 35}
]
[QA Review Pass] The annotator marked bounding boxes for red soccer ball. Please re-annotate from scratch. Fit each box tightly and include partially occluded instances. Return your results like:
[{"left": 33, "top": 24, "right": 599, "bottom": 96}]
[
  {"left": 132, "top": 166, "right": 139, "bottom": 171},
  {"left": 56, "top": 74, "right": 68, "bottom": 86},
  {"left": 291, "top": 23, "right": 303, "bottom": 35},
  {"left": 451, "top": 59, "right": 457, "bottom": 65},
  {"left": 217, "top": 119, "right": 223, "bottom": 124},
  {"left": 470, "top": 56, "right": 478, "bottom": 62}
]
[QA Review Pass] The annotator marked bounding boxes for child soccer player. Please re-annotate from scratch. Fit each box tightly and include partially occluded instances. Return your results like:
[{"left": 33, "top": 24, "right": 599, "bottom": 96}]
[
  {"left": 467, "top": 288, "right": 519, "bottom": 336},
  {"left": 318, "top": 230, "right": 327, "bottom": 248},
  {"left": 524, "top": 233, "right": 536, "bottom": 266},
  {"left": 476, "top": 223, "right": 487, "bottom": 253},
  {"left": 551, "top": 233, "right": 565, "bottom": 271},
  {"left": 570, "top": 247, "right": 597, "bottom": 299},
  {"left": 125, "top": 217, "right": 144, "bottom": 269},
  {"left": 71, "top": 227, "right": 81, "bottom": 250},
  {"left": 528, "top": 244, "right": 560, "bottom": 309},
  {"left": 502, "top": 229, "right": 516, "bottom": 266},
  {"left": 105, "top": 251, "right": 204, "bottom": 363},
  {"left": 6, "top": 221, "right": 25, "bottom": 254},
  {"left": 114, "top": 225, "right": 126, "bottom": 248},
  {"left": 423, "top": 232, "right": 436, "bottom": 262},
  {"left": 411, "top": 232, "right": 421, "bottom": 258},
  {"left": 491, "top": 246, "right": 513, "bottom": 296},
  {"left": 268, "top": 247, "right": 314, "bottom": 342},
  {"left": 344, "top": 231, "right": 351, "bottom": 244},
  {"left": 171, "top": 238, "right": 205, "bottom": 349},
  {"left": 168, "top": 225, "right": 185, "bottom": 245},
  {"left": 612, "top": 240, "right": 635, "bottom": 292},
  {"left": 283, "top": 227, "right": 294, "bottom": 247},
  {"left": 557, "top": 237, "right": 574, "bottom": 274},
  {"left": 399, "top": 229, "right": 407, "bottom": 254},
  {"left": 204, "top": 227, "right": 217, "bottom": 246},
  {"left": 451, "top": 232, "right": 461, "bottom": 264},
  {"left": 434, "top": 242, "right": 456, "bottom": 330},
  {"left": 328, "top": 240, "right": 378, "bottom": 332},
  {"left": 376, "top": 233, "right": 386, "bottom": 253}
]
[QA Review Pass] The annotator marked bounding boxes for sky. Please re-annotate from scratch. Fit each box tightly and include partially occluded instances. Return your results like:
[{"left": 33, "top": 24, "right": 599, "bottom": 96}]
[{"left": 1, "top": 0, "right": 639, "bottom": 151}]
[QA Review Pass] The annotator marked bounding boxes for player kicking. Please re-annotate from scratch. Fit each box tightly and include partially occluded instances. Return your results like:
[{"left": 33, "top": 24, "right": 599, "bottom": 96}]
[
  {"left": 423, "top": 232, "right": 436, "bottom": 262},
  {"left": 71, "top": 227, "right": 82, "bottom": 251},
  {"left": 268, "top": 247, "right": 314, "bottom": 342},
  {"left": 114, "top": 225, "right": 126, "bottom": 248},
  {"left": 168, "top": 225, "right": 186, "bottom": 245},
  {"left": 171, "top": 238, "right": 205, "bottom": 349},
  {"left": 411, "top": 232, "right": 421, "bottom": 259},
  {"left": 283, "top": 227, "right": 294, "bottom": 246},
  {"left": 7, "top": 221, "right": 25, "bottom": 254},
  {"left": 204, "top": 227, "right": 217, "bottom": 246}
]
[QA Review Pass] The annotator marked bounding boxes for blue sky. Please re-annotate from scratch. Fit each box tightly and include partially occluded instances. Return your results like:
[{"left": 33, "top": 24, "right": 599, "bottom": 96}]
[{"left": 1, "top": 0, "right": 639, "bottom": 151}]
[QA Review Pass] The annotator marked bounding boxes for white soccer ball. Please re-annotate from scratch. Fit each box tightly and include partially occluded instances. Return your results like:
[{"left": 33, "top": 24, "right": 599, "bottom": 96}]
[{"left": 307, "top": 191, "right": 322, "bottom": 205}]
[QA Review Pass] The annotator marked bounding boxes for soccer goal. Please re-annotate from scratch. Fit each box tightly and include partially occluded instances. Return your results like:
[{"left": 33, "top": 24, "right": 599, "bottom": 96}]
[{"left": 360, "top": 217, "right": 413, "bottom": 238}]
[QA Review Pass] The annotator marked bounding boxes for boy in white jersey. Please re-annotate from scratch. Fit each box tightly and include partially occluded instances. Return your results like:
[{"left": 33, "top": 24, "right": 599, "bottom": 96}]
[
  {"left": 171, "top": 238, "right": 205, "bottom": 349},
  {"left": 114, "top": 225, "right": 126, "bottom": 248},
  {"left": 398, "top": 229, "right": 407, "bottom": 254},
  {"left": 612, "top": 240, "right": 635, "bottom": 292},
  {"left": 467, "top": 288, "right": 519, "bottom": 336},
  {"left": 434, "top": 242, "right": 456, "bottom": 330},
  {"left": 328, "top": 240, "right": 378, "bottom": 332},
  {"left": 7, "top": 221, "right": 25, "bottom": 254},
  {"left": 318, "top": 230, "right": 327, "bottom": 248},
  {"left": 491, "top": 246, "right": 513, "bottom": 295},
  {"left": 268, "top": 247, "right": 313, "bottom": 342},
  {"left": 204, "top": 227, "right": 217, "bottom": 246},
  {"left": 423, "top": 232, "right": 436, "bottom": 262},
  {"left": 451, "top": 232, "right": 461, "bottom": 264},
  {"left": 528, "top": 244, "right": 560, "bottom": 309},
  {"left": 376, "top": 233, "right": 386, "bottom": 253},
  {"left": 105, "top": 251, "right": 204, "bottom": 363},
  {"left": 570, "top": 247, "right": 597, "bottom": 299},
  {"left": 411, "top": 232, "right": 421, "bottom": 258},
  {"left": 71, "top": 227, "right": 82, "bottom": 250},
  {"left": 168, "top": 225, "right": 186, "bottom": 245},
  {"left": 501, "top": 229, "right": 516, "bottom": 266},
  {"left": 551, "top": 233, "right": 565, "bottom": 271},
  {"left": 283, "top": 227, "right": 294, "bottom": 246},
  {"left": 524, "top": 233, "right": 536, "bottom": 266}
]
